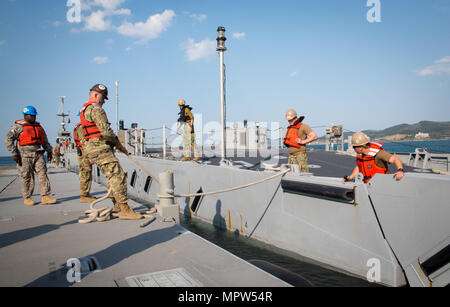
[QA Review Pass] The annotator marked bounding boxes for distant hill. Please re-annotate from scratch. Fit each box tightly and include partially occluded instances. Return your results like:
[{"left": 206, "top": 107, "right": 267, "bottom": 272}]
[{"left": 363, "top": 121, "right": 450, "bottom": 141}]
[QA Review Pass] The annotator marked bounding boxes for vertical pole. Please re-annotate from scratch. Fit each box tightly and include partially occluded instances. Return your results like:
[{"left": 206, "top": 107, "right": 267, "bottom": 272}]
[
  {"left": 140, "top": 129, "right": 144, "bottom": 156},
  {"left": 163, "top": 124, "right": 167, "bottom": 160},
  {"left": 134, "top": 129, "right": 138, "bottom": 155},
  {"left": 219, "top": 51, "right": 226, "bottom": 164}
]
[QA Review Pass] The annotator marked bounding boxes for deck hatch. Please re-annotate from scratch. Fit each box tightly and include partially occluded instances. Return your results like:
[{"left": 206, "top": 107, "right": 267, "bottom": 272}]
[{"left": 124, "top": 268, "right": 203, "bottom": 287}]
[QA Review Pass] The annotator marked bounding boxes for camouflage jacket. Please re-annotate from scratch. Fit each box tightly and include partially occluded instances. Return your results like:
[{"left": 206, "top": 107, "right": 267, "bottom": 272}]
[
  {"left": 73, "top": 124, "right": 87, "bottom": 155},
  {"left": 82, "top": 103, "right": 120, "bottom": 155},
  {"left": 5, "top": 123, "right": 53, "bottom": 157}
]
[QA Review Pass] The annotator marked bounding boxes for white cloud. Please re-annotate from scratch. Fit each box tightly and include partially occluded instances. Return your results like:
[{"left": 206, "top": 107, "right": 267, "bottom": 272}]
[
  {"left": 52, "top": 21, "right": 62, "bottom": 27},
  {"left": 125, "top": 47, "right": 132, "bottom": 52},
  {"left": 290, "top": 72, "right": 297, "bottom": 77},
  {"left": 183, "top": 38, "right": 216, "bottom": 62},
  {"left": 232, "top": 32, "right": 246, "bottom": 39},
  {"left": 436, "top": 56, "right": 450, "bottom": 64},
  {"left": 117, "top": 10, "right": 175, "bottom": 44},
  {"left": 105, "top": 38, "right": 114, "bottom": 44},
  {"left": 418, "top": 56, "right": 450, "bottom": 76},
  {"left": 84, "top": 10, "right": 111, "bottom": 31},
  {"left": 112, "top": 8, "right": 131, "bottom": 16},
  {"left": 92, "top": 56, "right": 109, "bottom": 64},
  {"left": 80, "top": 1, "right": 130, "bottom": 32},
  {"left": 190, "top": 13, "right": 206, "bottom": 22},
  {"left": 0, "top": 40, "right": 5, "bottom": 46}
]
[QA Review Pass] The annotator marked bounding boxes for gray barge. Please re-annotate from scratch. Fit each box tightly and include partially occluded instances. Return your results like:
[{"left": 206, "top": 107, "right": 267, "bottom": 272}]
[{"left": 62, "top": 148, "right": 450, "bottom": 287}]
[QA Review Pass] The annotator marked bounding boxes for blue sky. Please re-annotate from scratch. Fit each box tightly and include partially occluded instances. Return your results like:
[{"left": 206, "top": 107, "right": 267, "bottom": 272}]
[{"left": 1, "top": 0, "right": 449, "bottom": 155}]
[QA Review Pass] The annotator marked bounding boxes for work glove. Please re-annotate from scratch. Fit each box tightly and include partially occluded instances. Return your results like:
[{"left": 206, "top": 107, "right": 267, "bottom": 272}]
[
  {"left": 77, "top": 148, "right": 82, "bottom": 157},
  {"left": 117, "top": 143, "right": 129, "bottom": 155},
  {"left": 12, "top": 154, "right": 22, "bottom": 166}
]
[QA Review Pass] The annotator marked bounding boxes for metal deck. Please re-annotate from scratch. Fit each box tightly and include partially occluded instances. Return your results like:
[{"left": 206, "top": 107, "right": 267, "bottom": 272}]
[{"left": 0, "top": 167, "right": 290, "bottom": 287}]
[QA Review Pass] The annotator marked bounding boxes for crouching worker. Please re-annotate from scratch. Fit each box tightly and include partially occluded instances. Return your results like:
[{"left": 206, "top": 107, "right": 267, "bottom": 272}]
[{"left": 342, "top": 132, "right": 405, "bottom": 184}]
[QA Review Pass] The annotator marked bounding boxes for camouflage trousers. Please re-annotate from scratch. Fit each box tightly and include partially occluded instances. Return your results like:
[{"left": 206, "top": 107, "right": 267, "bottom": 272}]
[
  {"left": 17, "top": 151, "right": 51, "bottom": 198},
  {"left": 183, "top": 124, "right": 199, "bottom": 158},
  {"left": 87, "top": 150, "right": 128, "bottom": 204},
  {"left": 77, "top": 154, "right": 92, "bottom": 197},
  {"left": 54, "top": 155, "right": 60, "bottom": 168},
  {"left": 288, "top": 151, "right": 309, "bottom": 173}
]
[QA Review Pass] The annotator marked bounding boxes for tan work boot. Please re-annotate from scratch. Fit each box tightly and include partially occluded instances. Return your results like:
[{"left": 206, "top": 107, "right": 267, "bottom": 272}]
[
  {"left": 24, "top": 198, "right": 35, "bottom": 206},
  {"left": 41, "top": 195, "right": 57, "bottom": 205},
  {"left": 113, "top": 201, "right": 121, "bottom": 213},
  {"left": 118, "top": 203, "right": 143, "bottom": 220},
  {"left": 181, "top": 157, "right": 191, "bottom": 162},
  {"left": 80, "top": 195, "right": 97, "bottom": 203},
  {"left": 193, "top": 157, "right": 201, "bottom": 162}
]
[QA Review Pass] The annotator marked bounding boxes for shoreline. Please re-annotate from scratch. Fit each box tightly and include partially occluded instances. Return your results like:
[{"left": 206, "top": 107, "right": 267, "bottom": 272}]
[{"left": 0, "top": 165, "right": 17, "bottom": 176}]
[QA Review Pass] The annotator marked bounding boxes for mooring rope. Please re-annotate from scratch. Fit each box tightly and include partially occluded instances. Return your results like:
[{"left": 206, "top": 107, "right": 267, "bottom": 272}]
[
  {"left": 78, "top": 188, "right": 157, "bottom": 224},
  {"left": 78, "top": 189, "right": 114, "bottom": 224},
  {"left": 158, "top": 168, "right": 290, "bottom": 199},
  {"left": 127, "top": 154, "right": 160, "bottom": 185}
]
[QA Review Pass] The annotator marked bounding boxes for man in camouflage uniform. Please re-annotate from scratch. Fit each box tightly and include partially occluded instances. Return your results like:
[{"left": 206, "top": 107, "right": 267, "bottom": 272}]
[
  {"left": 79, "top": 84, "right": 142, "bottom": 220},
  {"left": 53, "top": 142, "right": 61, "bottom": 168},
  {"left": 176, "top": 99, "right": 200, "bottom": 162},
  {"left": 73, "top": 123, "right": 96, "bottom": 203},
  {"left": 4, "top": 106, "right": 57, "bottom": 206},
  {"left": 284, "top": 109, "right": 318, "bottom": 173}
]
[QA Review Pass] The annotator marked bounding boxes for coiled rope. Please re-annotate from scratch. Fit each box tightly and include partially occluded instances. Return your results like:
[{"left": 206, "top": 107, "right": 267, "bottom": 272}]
[
  {"left": 78, "top": 188, "right": 157, "bottom": 224},
  {"left": 78, "top": 189, "right": 114, "bottom": 224}
]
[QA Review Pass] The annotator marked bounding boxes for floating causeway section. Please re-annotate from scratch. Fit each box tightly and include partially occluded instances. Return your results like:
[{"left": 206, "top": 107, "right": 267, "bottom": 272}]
[{"left": 0, "top": 167, "right": 289, "bottom": 287}]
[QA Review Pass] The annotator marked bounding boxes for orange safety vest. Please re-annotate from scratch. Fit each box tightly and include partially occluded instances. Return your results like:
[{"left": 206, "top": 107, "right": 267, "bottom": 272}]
[
  {"left": 356, "top": 142, "right": 389, "bottom": 183},
  {"left": 284, "top": 122, "right": 303, "bottom": 148},
  {"left": 79, "top": 101, "right": 102, "bottom": 140},
  {"left": 73, "top": 123, "right": 83, "bottom": 149},
  {"left": 15, "top": 120, "right": 46, "bottom": 146}
]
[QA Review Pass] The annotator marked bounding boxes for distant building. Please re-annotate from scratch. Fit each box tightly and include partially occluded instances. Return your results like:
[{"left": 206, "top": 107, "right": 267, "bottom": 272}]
[{"left": 415, "top": 132, "right": 430, "bottom": 139}]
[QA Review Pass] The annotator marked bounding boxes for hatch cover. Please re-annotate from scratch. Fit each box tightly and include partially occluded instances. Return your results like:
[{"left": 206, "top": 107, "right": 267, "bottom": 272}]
[{"left": 124, "top": 268, "right": 203, "bottom": 287}]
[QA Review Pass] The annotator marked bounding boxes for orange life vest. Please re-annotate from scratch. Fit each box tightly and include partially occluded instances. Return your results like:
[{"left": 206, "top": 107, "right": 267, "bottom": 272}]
[
  {"left": 15, "top": 120, "right": 46, "bottom": 146},
  {"left": 73, "top": 123, "right": 83, "bottom": 149},
  {"left": 356, "top": 142, "right": 389, "bottom": 183},
  {"left": 284, "top": 122, "right": 303, "bottom": 148},
  {"left": 79, "top": 101, "right": 102, "bottom": 140}
]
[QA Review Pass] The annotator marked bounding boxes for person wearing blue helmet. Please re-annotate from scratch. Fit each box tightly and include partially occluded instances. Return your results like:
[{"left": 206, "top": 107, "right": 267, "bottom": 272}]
[{"left": 4, "top": 106, "right": 57, "bottom": 206}]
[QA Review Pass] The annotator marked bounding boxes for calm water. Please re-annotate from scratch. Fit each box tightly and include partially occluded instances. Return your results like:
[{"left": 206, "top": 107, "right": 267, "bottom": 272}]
[
  {"left": 310, "top": 139, "right": 450, "bottom": 153},
  {"left": 0, "top": 156, "right": 15, "bottom": 167},
  {"left": 181, "top": 216, "right": 382, "bottom": 287}
]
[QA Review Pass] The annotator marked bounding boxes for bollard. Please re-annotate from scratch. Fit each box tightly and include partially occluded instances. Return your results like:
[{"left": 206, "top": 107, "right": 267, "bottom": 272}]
[{"left": 156, "top": 170, "right": 180, "bottom": 224}]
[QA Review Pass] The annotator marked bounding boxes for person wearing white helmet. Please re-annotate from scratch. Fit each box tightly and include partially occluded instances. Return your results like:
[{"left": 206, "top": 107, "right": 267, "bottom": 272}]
[
  {"left": 284, "top": 109, "right": 318, "bottom": 172},
  {"left": 342, "top": 132, "right": 405, "bottom": 183}
]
